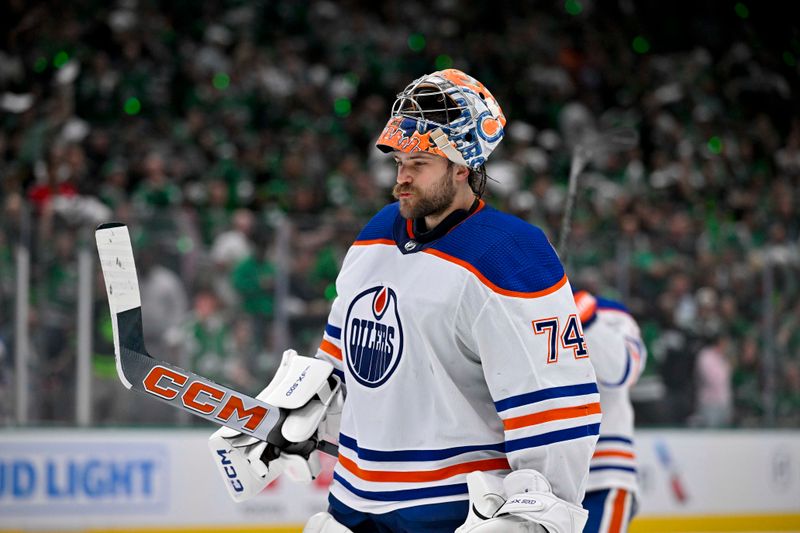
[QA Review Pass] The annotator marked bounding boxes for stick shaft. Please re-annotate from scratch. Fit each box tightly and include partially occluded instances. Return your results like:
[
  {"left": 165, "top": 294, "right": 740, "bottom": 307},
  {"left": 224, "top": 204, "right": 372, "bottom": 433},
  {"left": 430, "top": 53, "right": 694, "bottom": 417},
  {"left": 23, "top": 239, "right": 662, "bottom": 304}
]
[{"left": 558, "top": 152, "right": 587, "bottom": 259}]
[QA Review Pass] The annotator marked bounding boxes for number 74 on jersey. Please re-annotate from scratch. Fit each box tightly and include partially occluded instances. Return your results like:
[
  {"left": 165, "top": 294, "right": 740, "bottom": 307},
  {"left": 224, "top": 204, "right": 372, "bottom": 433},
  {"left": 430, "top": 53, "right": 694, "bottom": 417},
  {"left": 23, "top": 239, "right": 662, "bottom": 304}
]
[{"left": 532, "top": 315, "right": 589, "bottom": 364}]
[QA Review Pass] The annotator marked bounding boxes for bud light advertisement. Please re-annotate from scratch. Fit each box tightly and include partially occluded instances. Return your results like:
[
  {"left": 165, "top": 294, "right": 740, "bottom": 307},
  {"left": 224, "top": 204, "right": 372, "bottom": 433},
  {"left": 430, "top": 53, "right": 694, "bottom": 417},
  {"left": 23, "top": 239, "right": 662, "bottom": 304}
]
[{"left": 0, "top": 440, "right": 168, "bottom": 516}]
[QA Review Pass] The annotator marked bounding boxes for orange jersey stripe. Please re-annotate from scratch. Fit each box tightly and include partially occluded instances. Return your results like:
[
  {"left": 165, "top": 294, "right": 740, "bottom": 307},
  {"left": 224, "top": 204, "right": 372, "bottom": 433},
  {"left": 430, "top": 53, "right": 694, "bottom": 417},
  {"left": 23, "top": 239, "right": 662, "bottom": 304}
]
[
  {"left": 319, "top": 339, "right": 342, "bottom": 361},
  {"left": 406, "top": 218, "right": 415, "bottom": 239},
  {"left": 608, "top": 488, "right": 628, "bottom": 533},
  {"left": 423, "top": 248, "right": 568, "bottom": 299},
  {"left": 352, "top": 238, "right": 395, "bottom": 247},
  {"left": 337, "top": 454, "right": 510, "bottom": 483},
  {"left": 592, "top": 450, "right": 635, "bottom": 460},
  {"left": 503, "top": 402, "right": 602, "bottom": 431}
]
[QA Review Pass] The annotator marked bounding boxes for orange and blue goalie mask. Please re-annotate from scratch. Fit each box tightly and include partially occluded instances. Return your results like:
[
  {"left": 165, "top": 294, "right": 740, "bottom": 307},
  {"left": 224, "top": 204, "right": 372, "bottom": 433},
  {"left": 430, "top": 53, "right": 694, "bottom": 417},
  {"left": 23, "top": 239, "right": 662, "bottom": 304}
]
[{"left": 376, "top": 69, "right": 506, "bottom": 170}]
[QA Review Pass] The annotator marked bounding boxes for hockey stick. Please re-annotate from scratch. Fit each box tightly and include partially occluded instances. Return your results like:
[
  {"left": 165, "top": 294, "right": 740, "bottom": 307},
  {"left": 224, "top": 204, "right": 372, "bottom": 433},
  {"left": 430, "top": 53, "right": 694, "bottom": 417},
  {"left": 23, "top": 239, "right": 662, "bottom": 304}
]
[
  {"left": 557, "top": 127, "right": 639, "bottom": 261},
  {"left": 95, "top": 222, "right": 338, "bottom": 457}
]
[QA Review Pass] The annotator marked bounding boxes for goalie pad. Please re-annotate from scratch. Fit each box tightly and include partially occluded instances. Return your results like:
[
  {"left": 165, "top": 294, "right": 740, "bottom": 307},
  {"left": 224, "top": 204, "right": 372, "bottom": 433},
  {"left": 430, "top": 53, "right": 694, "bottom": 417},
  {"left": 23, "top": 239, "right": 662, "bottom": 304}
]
[
  {"left": 209, "top": 350, "right": 342, "bottom": 502},
  {"left": 456, "top": 470, "right": 588, "bottom": 533},
  {"left": 303, "top": 512, "right": 353, "bottom": 533}
]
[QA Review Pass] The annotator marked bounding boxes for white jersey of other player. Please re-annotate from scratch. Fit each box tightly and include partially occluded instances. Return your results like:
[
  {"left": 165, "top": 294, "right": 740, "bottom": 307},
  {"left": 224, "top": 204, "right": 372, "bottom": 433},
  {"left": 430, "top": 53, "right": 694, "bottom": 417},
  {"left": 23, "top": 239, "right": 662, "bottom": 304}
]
[
  {"left": 574, "top": 291, "right": 647, "bottom": 494},
  {"left": 315, "top": 201, "right": 600, "bottom": 517}
]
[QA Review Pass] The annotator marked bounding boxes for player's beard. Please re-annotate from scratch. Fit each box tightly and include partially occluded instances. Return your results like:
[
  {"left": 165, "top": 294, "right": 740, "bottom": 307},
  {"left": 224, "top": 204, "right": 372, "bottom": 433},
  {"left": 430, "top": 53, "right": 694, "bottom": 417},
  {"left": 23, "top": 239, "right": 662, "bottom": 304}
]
[{"left": 392, "top": 166, "right": 456, "bottom": 220}]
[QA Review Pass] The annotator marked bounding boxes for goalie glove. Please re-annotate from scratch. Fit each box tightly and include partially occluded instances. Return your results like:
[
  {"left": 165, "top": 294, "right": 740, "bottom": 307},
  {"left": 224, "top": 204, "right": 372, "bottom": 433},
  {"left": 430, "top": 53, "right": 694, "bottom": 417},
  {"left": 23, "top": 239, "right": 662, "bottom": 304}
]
[
  {"left": 208, "top": 349, "right": 343, "bottom": 502},
  {"left": 456, "top": 470, "right": 588, "bottom": 533}
]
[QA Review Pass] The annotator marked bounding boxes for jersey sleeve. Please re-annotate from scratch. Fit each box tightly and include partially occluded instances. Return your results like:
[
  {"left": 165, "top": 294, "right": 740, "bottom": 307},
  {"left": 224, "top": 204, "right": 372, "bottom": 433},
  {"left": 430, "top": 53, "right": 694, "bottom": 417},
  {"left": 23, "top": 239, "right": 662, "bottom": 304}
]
[
  {"left": 471, "top": 280, "right": 600, "bottom": 505},
  {"left": 315, "top": 295, "right": 346, "bottom": 383},
  {"left": 585, "top": 309, "right": 647, "bottom": 388},
  {"left": 585, "top": 318, "right": 630, "bottom": 387}
]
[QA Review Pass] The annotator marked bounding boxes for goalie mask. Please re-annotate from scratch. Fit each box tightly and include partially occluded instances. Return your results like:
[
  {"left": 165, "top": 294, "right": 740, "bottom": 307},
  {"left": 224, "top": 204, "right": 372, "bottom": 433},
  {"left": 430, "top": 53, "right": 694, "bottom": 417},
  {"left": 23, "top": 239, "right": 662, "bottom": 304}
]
[{"left": 376, "top": 69, "right": 506, "bottom": 171}]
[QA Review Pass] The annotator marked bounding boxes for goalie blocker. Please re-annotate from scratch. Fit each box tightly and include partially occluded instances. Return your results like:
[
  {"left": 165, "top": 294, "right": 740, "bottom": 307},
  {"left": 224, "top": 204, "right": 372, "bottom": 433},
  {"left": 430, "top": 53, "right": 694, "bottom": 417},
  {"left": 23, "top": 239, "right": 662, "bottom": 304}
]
[{"left": 209, "top": 350, "right": 343, "bottom": 502}]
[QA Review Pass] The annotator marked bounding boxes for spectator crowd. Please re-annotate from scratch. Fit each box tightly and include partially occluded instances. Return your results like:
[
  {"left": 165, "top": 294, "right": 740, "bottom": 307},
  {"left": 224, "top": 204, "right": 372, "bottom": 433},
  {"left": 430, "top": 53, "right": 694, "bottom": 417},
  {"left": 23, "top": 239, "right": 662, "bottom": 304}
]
[{"left": 1, "top": 1, "right": 798, "bottom": 428}]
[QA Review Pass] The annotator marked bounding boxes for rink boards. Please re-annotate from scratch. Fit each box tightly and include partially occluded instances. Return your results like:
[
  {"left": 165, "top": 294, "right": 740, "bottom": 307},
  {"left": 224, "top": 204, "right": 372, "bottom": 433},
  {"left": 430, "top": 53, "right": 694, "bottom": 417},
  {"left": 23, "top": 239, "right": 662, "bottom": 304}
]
[{"left": 1, "top": 429, "right": 798, "bottom": 532}]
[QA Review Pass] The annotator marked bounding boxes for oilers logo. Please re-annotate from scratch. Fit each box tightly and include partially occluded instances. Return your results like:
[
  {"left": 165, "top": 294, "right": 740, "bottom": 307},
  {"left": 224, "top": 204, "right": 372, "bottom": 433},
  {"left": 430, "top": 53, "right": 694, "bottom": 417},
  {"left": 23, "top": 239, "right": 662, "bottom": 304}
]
[{"left": 344, "top": 286, "right": 404, "bottom": 388}]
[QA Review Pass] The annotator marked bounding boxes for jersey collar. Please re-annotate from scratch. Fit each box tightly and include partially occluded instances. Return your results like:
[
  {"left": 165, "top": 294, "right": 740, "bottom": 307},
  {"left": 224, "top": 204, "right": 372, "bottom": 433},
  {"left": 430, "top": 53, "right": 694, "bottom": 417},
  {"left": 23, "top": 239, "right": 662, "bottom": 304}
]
[{"left": 393, "top": 199, "right": 484, "bottom": 254}]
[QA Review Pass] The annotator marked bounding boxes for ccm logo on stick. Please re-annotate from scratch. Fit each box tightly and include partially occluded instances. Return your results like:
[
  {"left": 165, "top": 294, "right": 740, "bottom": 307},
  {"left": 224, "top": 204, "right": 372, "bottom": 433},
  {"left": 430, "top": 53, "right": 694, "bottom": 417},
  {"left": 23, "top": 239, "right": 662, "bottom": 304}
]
[{"left": 142, "top": 366, "right": 268, "bottom": 432}]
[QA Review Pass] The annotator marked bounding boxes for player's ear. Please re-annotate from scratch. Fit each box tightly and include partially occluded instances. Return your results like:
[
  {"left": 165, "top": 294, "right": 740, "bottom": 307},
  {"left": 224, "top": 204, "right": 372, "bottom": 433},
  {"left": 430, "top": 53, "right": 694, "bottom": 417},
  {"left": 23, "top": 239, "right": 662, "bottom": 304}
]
[{"left": 452, "top": 163, "right": 471, "bottom": 183}]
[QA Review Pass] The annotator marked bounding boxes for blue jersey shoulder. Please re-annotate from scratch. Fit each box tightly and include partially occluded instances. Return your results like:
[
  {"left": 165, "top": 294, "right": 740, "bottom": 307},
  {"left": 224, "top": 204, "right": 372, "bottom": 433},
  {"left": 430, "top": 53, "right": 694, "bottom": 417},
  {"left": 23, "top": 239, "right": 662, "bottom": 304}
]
[
  {"left": 596, "top": 296, "right": 630, "bottom": 314},
  {"left": 434, "top": 205, "right": 565, "bottom": 293},
  {"left": 354, "top": 203, "right": 398, "bottom": 242}
]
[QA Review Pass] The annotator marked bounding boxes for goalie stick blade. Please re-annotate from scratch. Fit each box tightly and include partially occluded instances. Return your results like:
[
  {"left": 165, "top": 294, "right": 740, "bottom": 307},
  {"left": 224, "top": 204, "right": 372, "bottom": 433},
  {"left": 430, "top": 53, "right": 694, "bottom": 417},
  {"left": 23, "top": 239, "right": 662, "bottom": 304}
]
[
  {"left": 96, "top": 223, "right": 143, "bottom": 389},
  {"left": 94, "top": 224, "right": 280, "bottom": 443}
]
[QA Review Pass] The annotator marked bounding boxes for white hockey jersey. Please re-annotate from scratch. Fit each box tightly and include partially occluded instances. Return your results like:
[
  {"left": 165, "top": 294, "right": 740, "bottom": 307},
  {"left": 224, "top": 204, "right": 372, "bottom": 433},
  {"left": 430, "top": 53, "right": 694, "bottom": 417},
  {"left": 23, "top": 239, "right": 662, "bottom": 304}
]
[
  {"left": 574, "top": 291, "right": 647, "bottom": 495},
  {"left": 315, "top": 201, "right": 600, "bottom": 515}
]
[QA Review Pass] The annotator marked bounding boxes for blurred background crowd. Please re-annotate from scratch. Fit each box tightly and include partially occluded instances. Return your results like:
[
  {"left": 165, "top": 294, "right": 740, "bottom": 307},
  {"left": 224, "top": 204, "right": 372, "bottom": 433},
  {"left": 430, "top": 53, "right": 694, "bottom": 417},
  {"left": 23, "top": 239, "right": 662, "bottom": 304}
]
[{"left": 1, "top": 0, "right": 798, "bottom": 429}]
